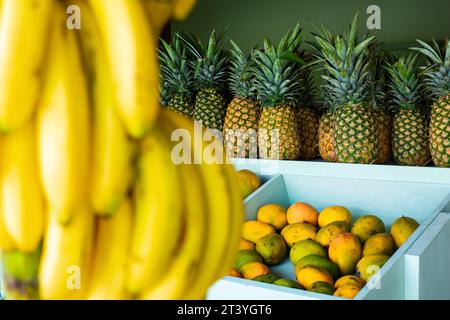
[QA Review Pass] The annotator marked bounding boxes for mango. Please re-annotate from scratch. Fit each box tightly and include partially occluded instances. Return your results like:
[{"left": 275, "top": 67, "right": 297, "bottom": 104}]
[
  {"left": 253, "top": 274, "right": 280, "bottom": 284},
  {"left": 329, "top": 233, "right": 361, "bottom": 275},
  {"left": 255, "top": 233, "right": 287, "bottom": 265},
  {"left": 236, "top": 169, "right": 260, "bottom": 199},
  {"left": 356, "top": 254, "right": 389, "bottom": 282},
  {"left": 351, "top": 215, "right": 385, "bottom": 242},
  {"left": 335, "top": 275, "right": 366, "bottom": 289},
  {"left": 363, "top": 233, "right": 395, "bottom": 256},
  {"left": 235, "top": 250, "right": 262, "bottom": 271},
  {"left": 257, "top": 204, "right": 288, "bottom": 230},
  {"left": 295, "top": 266, "right": 333, "bottom": 288},
  {"left": 273, "top": 278, "right": 303, "bottom": 289},
  {"left": 390, "top": 216, "right": 419, "bottom": 247},
  {"left": 281, "top": 223, "right": 316, "bottom": 247},
  {"left": 239, "top": 238, "right": 255, "bottom": 251},
  {"left": 242, "top": 220, "right": 276, "bottom": 243},
  {"left": 316, "top": 221, "right": 351, "bottom": 247},
  {"left": 240, "top": 262, "right": 270, "bottom": 280},
  {"left": 228, "top": 267, "right": 241, "bottom": 278},
  {"left": 307, "top": 281, "right": 335, "bottom": 295},
  {"left": 318, "top": 206, "right": 352, "bottom": 228},
  {"left": 333, "top": 284, "right": 361, "bottom": 299},
  {"left": 287, "top": 202, "right": 318, "bottom": 226},
  {"left": 289, "top": 240, "right": 327, "bottom": 265},
  {"left": 295, "top": 254, "right": 340, "bottom": 280}
]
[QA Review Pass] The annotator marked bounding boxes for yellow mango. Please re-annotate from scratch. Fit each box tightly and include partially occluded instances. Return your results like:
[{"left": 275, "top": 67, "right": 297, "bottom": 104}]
[
  {"left": 242, "top": 220, "right": 276, "bottom": 243},
  {"left": 329, "top": 233, "right": 361, "bottom": 275},
  {"left": 295, "top": 266, "right": 333, "bottom": 288},
  {"left": 318, "top": 206, "right": 352, "bottom": 228},
  {"left": 316, "top": 221, "right": 351, "bottom": 247},
  {"left": 334, "top": 284, "right": 361, "bottom": 299},
  {"left": 351, "top": 215, "right": 385, "bottom": 242},
  {"left": 363, "top": 233, "right": 395, "bottom": 256},
  {"left": 390, "top": 216, "right": 419, "bottom": 247},
  {"left": 257, "top": 204, "right": 287, "bottom": 230},
  {"left": 335, "top": 275, "right": 366, "bottom": 289},
  {"left": 356, "top": 254, "right": 389, "bottom": 282},
  {"left": 239, "top": 239, "right": 255, "bottom": 251},
  {"left": 240, "top": 262, "right": 270, "bottom": 280},
  {"left": 281, "top": 223, "right": 316, "bottom": 247}
]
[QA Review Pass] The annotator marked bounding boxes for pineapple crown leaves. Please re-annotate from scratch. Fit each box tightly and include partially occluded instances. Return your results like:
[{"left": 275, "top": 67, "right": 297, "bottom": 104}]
[
  {"left": 385, "top": 53, "right": 423, "bottom": 110},
  {"left": 297, "top": 52, "right": 317, "bottom": 108},
  {"left": 177, "top": 30, "right": 229, "bottom": 91},
  {"left": 411, "top": 38, "right": 450, "bottom": 99},
  {"left": 158, "top": 34, "right": 195, "bottom": 97},
  {"left": 228, "top": 40, "right": 256, "bottom": 98},
  {"left": 251, "top": 25, "right": 304, "bottom": 107},
  {"left": 368, "top": 47, "right": 392, "bottom": 110},
  {"left": 311, "top": 13, "right": 376, "bottom": 107}
]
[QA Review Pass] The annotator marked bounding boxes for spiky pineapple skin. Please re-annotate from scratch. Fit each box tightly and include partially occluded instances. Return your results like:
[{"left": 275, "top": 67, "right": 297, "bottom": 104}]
[
  {"left": 318, "top": 111, "right": 336, "bottom": 162},
  {"left": 430, "top": 94, "right": 450, "bottom": 167},
  {"left": 258, "top": 105, "right": 300, "bottom": 160},
  {"left": 297, "top": 107, "right": 319, "bottom": 160},
  {"left": 373, "top": 110, "right": 392, "bottom": 164},
  {"left": 223, "top": 97, "right": 260, "bottom": 159},
  {"left": 194, "top": 88, "right": 227, "bottom": 130},
  {"left": 167, "top": 95, "right": 194, "bottom": 119},
  {"left": 392, "top": 109, "right": 430, "bottom": 166},
  {"left": 334, "top": 104, "right": 378, "bottom": 164}
]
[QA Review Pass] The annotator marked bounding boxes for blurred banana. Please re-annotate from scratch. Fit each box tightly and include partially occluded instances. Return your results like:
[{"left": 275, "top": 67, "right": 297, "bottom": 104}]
[
  {"left": 36, "top": 2, "right": 90, "bottom": 224},
  {"left": 86, "top": 200, "right": 133, "bottom": 300},
  {"left": 173, "top": 0, "right": 197, "bottom": 20},
  {"left": 141, "top": 113, "right": 207, "bottom": 299},
  {"left": 88, "top": 0, "right": 159, "bottom": 138},
  {"left": 39, "top": 205, "right": 94, "bottom": 300},
  {"left": 0, "top": 121, "right": 44, "bottom": 253},
  {"left": 76, "top": 0, "right": 136, "bottom": 215},
  {"left": 126, "top": 123, "right": 183, "bottom": 294},
  {"left": 0, "top": 0, "right": 53, "bottom": 132},
  {"left": 142, "top": 0, "right": 174, "bottom": 38},
  {"left": 160, "top": 110, "right": 236, "bottom": 299}
]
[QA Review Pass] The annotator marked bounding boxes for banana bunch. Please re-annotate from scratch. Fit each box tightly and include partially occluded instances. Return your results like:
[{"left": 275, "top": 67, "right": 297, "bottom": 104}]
[{"left": 0, "top": 0, "right": 244, "bottom": 300}]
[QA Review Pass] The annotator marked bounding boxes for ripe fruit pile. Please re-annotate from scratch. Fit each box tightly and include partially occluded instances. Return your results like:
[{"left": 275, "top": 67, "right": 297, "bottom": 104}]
[
  {"left": 160, "top": 13, "right": 450, "bottom": 167},
  {"left": 0, "top": 0, "right": 245, "bottom": 300},
  {"left": 230, "top": 202, "right": 419, "bottom": 299}
]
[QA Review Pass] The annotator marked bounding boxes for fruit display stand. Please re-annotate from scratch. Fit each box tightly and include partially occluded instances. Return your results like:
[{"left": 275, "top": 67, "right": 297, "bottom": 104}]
[{"left": 207, "top": 160, "right": 450, "bottom": 300}]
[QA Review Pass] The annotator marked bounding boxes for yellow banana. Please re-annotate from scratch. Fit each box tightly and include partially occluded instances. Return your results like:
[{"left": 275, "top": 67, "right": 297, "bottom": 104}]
[
  {"left": 39, "top": 204, "right": 94, "bottom": 300},
  {"left": 0, "top": 211, "right": 16, "bottom": 252},
  {"left": 0, "top": 0, "right": 53, "bottom": 133},
  {"left": 76, "top": 0, "right": 136, "bottom": 215},
  {"left": 36, "top": 2, "right": 90, "bottom": 224},
  {"left": 141, "top": 116, "right": 207, "bottom": 299},
  {"left": 86, "top": 200, "right": 133, "bottom": 300},
  {"left": 160, "top": 110, "right": 234, "bottom": 299},
  {"left": 142, "top": 0, "right": 174, "bottom": 38},
  {"left": 0, "top": 121, "right": 44, "bottom": 253},
  {"left": 125, "top": 123, "right": 183, "bottom": 294},
  {"left": 173, "top": 0, "right": 197, "bottom": 20},
  {"left": 221, "top": 164, "right": 245, "bottom": 278},
  {"left": 88, "top": 0, "right": 159, "bottom": 138}
]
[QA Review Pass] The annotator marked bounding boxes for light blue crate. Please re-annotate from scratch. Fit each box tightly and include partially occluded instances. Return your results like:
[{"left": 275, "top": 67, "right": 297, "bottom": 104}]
[{"left": 208, "top": 160, "right": 450, "bottom": 300}]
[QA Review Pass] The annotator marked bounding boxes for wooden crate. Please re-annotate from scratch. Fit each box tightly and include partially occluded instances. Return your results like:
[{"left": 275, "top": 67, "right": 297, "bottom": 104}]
[{"left": 208, "top": 161, "right": 450, "bottom": 300}]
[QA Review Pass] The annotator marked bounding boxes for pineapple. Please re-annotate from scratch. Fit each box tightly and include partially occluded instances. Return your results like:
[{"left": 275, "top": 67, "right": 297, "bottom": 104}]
[
  {"left": 370, "top": 51, "right": 392, "bottom": 164},
  {"left": 223, "top": 40, "right": 260, "bottom": 159},
  {"left": 180, "top": 30, "right": 228, "bottom": 130},
  {"left": 386, "top": 54, "right": 430, "bottom": 166},
  {"left": 318, "top": 107, "right": 336, "bottom": 162},
  {"left": 312, "top": 14, "right": 378, "bottom": 164},
  {"left": 159, "top": 35, "right": 195, "bottom": 118},
  {"left": 253, "top": 24, "right": 303, "bottom": 160},
  {"left": 297, "top": 66, "right": 319, "bottom": 160},
  {"left": 412, "top": 39, "right": 450, "bottom": 167}
]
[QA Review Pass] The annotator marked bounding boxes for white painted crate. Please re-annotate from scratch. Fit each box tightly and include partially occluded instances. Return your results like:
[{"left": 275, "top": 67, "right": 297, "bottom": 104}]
[{"left": 208, "top": 161, "right": 450, "bottom": 300}]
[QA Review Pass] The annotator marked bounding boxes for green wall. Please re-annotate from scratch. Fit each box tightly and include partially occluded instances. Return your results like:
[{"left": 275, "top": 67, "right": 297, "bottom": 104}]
[{"left": 174, "top": 0, "right": 450, "bottom": 52}]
